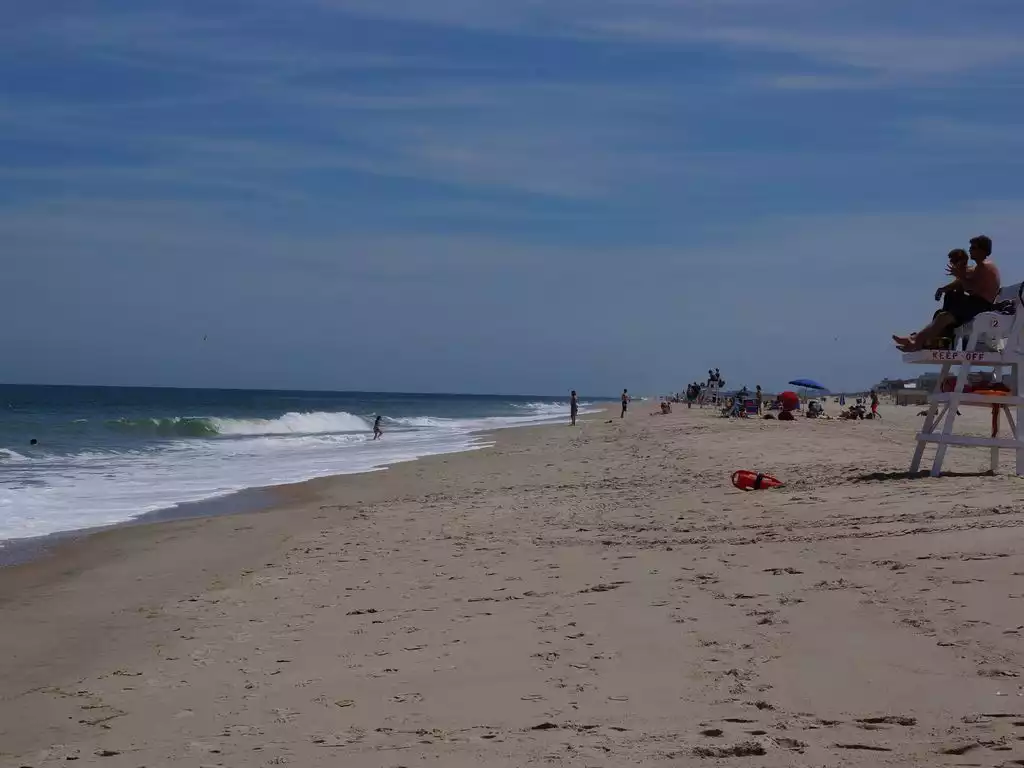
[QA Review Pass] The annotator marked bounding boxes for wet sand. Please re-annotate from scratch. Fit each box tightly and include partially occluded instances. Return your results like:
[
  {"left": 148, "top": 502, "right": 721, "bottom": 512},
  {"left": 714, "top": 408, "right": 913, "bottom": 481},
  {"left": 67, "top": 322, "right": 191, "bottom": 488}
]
[{"left": 3, "top": 403, "right": 1024, "bottom": 766}]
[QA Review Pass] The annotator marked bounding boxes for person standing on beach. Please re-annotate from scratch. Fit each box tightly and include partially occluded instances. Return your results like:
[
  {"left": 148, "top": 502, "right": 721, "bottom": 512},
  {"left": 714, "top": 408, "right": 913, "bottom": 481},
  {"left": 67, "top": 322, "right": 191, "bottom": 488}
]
[
  {"left": 870, "top": 390, "right": 880, "bottom": 418},
  {"left": 621, "top": 389, "right": 630, "bottom": 418},
  {"left": 570, "top": 390, "right": 579, "bottom": 426},
  {"left": 373, "top": 415, "right": 383, "bottom": 440},
  {"left": 755, "top": 385, "right": 763, "bottom": 414}
]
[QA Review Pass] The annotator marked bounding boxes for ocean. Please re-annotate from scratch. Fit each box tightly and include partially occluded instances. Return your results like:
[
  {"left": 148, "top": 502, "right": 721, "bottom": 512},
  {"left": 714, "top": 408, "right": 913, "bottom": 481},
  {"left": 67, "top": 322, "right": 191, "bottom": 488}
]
[{"left": 0, "top": 385, "right": 599, "bottom": 543}]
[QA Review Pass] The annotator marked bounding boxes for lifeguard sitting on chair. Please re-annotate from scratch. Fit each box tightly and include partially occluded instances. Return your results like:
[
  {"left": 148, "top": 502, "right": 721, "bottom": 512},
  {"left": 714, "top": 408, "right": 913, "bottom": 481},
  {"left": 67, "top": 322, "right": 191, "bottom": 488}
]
[{"left": 892, "top": 235, "right": 1001, "bottom": 352}]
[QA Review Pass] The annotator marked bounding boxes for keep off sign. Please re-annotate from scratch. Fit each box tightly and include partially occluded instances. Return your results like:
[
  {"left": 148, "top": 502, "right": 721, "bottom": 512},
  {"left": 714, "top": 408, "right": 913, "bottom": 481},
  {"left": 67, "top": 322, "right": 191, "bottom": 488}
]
[{"left": 930, "top": 350, "right": 989, "bottom": 362}]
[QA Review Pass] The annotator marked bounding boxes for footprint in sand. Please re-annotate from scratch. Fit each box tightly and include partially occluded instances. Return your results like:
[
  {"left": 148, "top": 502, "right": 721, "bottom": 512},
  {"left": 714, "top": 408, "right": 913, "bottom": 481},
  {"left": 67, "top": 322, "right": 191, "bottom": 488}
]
[{"left": 693, "top": 741, "right": 766, "bottom": 757}]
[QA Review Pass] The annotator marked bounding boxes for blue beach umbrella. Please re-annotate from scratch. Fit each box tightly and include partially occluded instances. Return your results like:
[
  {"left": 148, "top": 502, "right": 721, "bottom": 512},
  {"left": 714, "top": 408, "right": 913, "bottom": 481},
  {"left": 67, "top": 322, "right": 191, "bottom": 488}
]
[{"left": 788, "top": 378, "right": 828, "bottom": 391}]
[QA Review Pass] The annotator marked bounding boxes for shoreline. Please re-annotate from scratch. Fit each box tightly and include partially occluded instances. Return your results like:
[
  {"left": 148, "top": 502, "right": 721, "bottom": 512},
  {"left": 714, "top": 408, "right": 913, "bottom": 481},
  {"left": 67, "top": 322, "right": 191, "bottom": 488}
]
[
  {"left": 0, "top": 406, "right": 600, "bottom": 567},
  {"left": 4, "top": 403, "right": 1024, "bottom": 765},
  {"left": 0, "top": 484, "right": 287, "bottom": 568}
]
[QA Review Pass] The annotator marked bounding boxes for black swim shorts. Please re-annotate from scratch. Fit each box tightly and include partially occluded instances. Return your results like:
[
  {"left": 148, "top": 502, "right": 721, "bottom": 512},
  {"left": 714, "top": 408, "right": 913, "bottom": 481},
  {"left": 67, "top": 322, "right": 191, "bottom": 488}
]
[{"left": 943, "top": 292, "right": 995, "bottom": 327}]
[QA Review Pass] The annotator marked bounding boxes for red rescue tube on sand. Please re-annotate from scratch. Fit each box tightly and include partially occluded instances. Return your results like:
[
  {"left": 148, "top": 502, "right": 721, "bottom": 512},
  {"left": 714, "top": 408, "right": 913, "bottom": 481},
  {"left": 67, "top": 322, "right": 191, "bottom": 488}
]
[{"left": 731, "top": 469, "right": 784, "bottom": 491}]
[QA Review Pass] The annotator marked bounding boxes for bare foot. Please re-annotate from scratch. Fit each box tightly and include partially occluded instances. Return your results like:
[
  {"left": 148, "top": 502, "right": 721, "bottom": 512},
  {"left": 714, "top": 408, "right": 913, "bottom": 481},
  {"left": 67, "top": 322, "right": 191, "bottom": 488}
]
[{"left": 892, "top": 335, "right": 913, "bottom": 347}]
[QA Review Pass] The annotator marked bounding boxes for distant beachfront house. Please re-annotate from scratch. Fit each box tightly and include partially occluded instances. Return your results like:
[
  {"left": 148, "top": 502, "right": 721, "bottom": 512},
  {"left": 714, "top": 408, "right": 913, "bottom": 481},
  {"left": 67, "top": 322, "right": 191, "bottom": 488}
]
[
  {"left": 891, "top": 370, "right": 992, "bottom": 406},
  {"left": 894, "top": 385, "right": 928, "bottom": 406},
  {"left": 879, "top": 374, "right": 929, "bottom": 406},
  {"left": 877, "top": 373, "right": 943, "bottom": 400},
  {"left": 876, "top": 377, "right": 910, "bottom": 394}
]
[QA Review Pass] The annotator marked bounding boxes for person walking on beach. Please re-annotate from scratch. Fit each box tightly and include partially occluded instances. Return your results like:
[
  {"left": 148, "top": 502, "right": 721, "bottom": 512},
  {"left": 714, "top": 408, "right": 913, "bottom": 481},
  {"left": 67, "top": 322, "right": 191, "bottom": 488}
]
[
  {"left": 755, "top": 385, "right": 763, "bottom": 414},
  {"left": 570, "top": 390, "right": 579, "bottom": 426},
  {"left": 621, "top": 389, "right": 630, "bottom": 418},
  {"left": 373, "top": 415, "right": 383, "bottom": 440},
  {"left": 870, "top": 390, "right": 880, "bottom": 419}
]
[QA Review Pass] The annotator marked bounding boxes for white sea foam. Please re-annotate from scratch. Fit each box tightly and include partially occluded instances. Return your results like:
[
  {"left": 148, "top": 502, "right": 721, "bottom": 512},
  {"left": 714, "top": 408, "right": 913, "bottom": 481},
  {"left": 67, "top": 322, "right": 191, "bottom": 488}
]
[
  {"left": 386, "top": 416, "right": 457, "bottom": 429},
  {"left": 0, "top": 402, "right": 596, "bottom": 542},
  {"left": 211, "top": 411, "right": 370, "bottom": 436}
]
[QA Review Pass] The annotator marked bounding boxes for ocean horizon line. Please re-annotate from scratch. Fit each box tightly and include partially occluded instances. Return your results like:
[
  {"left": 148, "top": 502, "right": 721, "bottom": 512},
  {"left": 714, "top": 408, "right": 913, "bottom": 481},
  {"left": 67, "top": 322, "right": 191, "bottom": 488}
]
[{"left": 0, "top": 382, "right": 616, "bottom": 401}]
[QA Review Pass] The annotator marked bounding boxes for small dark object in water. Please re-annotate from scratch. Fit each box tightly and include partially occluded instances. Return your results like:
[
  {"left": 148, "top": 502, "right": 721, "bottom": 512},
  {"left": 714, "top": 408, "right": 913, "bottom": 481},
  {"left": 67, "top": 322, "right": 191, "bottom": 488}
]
[{"left": 29, "top": 438, "right": 37, "bottom": 445}]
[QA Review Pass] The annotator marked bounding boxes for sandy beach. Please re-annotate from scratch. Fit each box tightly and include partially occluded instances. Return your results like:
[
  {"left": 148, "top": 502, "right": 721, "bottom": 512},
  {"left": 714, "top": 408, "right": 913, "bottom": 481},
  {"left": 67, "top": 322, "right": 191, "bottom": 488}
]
[{"left": 3, "top": 403, "right": 1024, "bottom": 766}]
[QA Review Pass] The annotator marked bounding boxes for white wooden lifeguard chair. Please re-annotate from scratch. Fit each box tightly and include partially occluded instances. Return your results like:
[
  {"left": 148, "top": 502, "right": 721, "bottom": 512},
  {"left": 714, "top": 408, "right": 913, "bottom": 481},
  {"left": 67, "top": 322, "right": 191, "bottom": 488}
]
[
  {"left": 903, "top": 282, "right": 1024, "bottom": 476},
  {"left": 700, "top": 380, "right": 722, "bottom": 408}
]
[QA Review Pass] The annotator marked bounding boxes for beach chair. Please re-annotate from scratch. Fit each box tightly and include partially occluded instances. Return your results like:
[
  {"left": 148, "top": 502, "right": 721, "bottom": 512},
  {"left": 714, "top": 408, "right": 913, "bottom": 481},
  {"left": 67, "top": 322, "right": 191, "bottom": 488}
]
[
  {"left": 743, "top": 398, "right": 758, "bottom": 417},
  {"left": 902, "top": 282, "right": 1024, "bottom": 476}
]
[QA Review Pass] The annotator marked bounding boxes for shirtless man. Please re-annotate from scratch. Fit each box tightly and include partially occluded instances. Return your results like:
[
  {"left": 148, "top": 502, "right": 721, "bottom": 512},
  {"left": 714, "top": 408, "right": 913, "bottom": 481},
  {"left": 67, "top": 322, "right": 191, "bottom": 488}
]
[{"left": 893, "top": 235, "right": 1000, "bottom": 352}]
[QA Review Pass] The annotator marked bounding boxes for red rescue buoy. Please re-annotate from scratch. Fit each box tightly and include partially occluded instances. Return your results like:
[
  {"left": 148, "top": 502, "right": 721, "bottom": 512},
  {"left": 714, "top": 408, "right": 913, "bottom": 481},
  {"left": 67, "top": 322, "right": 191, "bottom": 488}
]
[{"left": 731, "top": 469, "right": 784, "bottom": 491}]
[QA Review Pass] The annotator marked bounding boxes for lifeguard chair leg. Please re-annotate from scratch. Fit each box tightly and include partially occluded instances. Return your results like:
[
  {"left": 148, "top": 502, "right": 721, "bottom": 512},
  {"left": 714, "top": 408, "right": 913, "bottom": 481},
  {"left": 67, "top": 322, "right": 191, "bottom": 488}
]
[
  {"left": 1015, "top": 368, "right": 1024, "bottom": 476},
  {"left": 991, "top": 363, "right": 1005, "bottom": 473},
  {"left": 912, "top": 362, "right": 951, "bottom": 473},
  {"left": 991, "top": 404, "right": 999, "bottom": 473},
  {"left": 932, "top": 359, "right": 973, "bottom": 476}
]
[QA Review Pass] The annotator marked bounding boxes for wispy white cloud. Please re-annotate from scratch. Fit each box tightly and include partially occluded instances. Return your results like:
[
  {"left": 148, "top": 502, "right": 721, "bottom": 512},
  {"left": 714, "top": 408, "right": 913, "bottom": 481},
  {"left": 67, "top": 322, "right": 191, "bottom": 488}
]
[
  {"left": 905, "top": 117, "right": 1024, "bottom": 147},
  {"left": 1, "top": 68, "right": 692, "bottom": 201},
  {"left": 761, "top": 73, "right": 889, "bottom": 91},
  {"left": 21, "top": 9, "right": 419, "bottom": 74},
  {"left": 306, "top": 0, "right": 1024, "bottom": 81},
  {"left": 4, "top": 4, "right": 1024, "bottom": 231}
]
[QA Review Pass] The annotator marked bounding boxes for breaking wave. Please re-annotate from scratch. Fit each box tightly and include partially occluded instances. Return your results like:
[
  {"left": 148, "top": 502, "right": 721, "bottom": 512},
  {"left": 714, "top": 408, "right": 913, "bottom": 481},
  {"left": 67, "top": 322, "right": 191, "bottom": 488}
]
[{"left": 106, "top": 411, "right": 371, "bottom": 438}]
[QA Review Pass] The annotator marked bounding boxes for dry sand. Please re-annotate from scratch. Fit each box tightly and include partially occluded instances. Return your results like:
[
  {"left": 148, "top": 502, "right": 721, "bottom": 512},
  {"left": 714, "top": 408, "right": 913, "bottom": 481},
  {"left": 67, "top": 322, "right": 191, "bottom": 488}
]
[{"left": 3, "top": 402, "right": 1024, "bottom": 767}]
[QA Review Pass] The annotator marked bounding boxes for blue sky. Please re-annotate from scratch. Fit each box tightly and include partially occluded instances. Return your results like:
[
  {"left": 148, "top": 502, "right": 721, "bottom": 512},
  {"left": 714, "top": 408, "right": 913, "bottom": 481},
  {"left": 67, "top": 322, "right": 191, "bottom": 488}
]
[{"left": 3, "top": 0, "right": 1024, "bottom": 395}]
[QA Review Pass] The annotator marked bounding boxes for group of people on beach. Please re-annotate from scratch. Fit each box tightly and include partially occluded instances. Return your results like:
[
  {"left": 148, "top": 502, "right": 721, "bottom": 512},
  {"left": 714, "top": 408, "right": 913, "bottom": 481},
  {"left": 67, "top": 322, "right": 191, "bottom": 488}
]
[{"left": 892, "top": 235, "right": 1001, "bottom": 352}]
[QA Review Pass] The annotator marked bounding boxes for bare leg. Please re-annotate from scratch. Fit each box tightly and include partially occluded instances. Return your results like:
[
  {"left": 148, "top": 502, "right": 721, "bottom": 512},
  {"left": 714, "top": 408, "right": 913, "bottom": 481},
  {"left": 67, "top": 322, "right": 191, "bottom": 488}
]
[{"left": 894, "top": 313, "right": 955, "bottom": 352}]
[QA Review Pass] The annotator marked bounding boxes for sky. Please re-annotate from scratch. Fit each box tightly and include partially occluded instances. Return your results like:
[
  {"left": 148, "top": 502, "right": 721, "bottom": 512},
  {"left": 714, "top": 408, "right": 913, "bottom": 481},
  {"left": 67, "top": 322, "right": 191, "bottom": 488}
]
[{"left": 3, "top": 0, "right": 1024, "bottom": 396}]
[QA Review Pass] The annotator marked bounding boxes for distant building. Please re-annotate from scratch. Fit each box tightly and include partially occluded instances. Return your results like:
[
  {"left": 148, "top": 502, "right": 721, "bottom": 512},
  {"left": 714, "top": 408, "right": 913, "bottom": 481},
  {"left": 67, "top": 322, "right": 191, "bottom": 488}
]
[
  {"left": 886, "top": 369, "right": 994, "bottom": 406},
  {"left": 876, "top": 378, "right": 912, "bottom": 393}
]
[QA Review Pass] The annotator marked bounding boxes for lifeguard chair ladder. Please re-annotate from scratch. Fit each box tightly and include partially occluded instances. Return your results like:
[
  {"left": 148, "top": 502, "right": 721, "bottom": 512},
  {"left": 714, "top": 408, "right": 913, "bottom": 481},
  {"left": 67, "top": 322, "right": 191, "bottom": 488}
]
[{"left": 902, "top": 282, "right": 1024, "bottom": 476}]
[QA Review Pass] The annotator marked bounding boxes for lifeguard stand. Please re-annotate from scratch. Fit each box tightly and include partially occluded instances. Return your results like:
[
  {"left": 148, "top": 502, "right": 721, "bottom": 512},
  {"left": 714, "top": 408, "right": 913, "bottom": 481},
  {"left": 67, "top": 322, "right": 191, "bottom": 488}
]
[
  {"left": 700, "top": 380, "right": 722, "bottom": 408},
  {"left": 902, "top": 283, "right": 1024, "bottom": 476}
]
